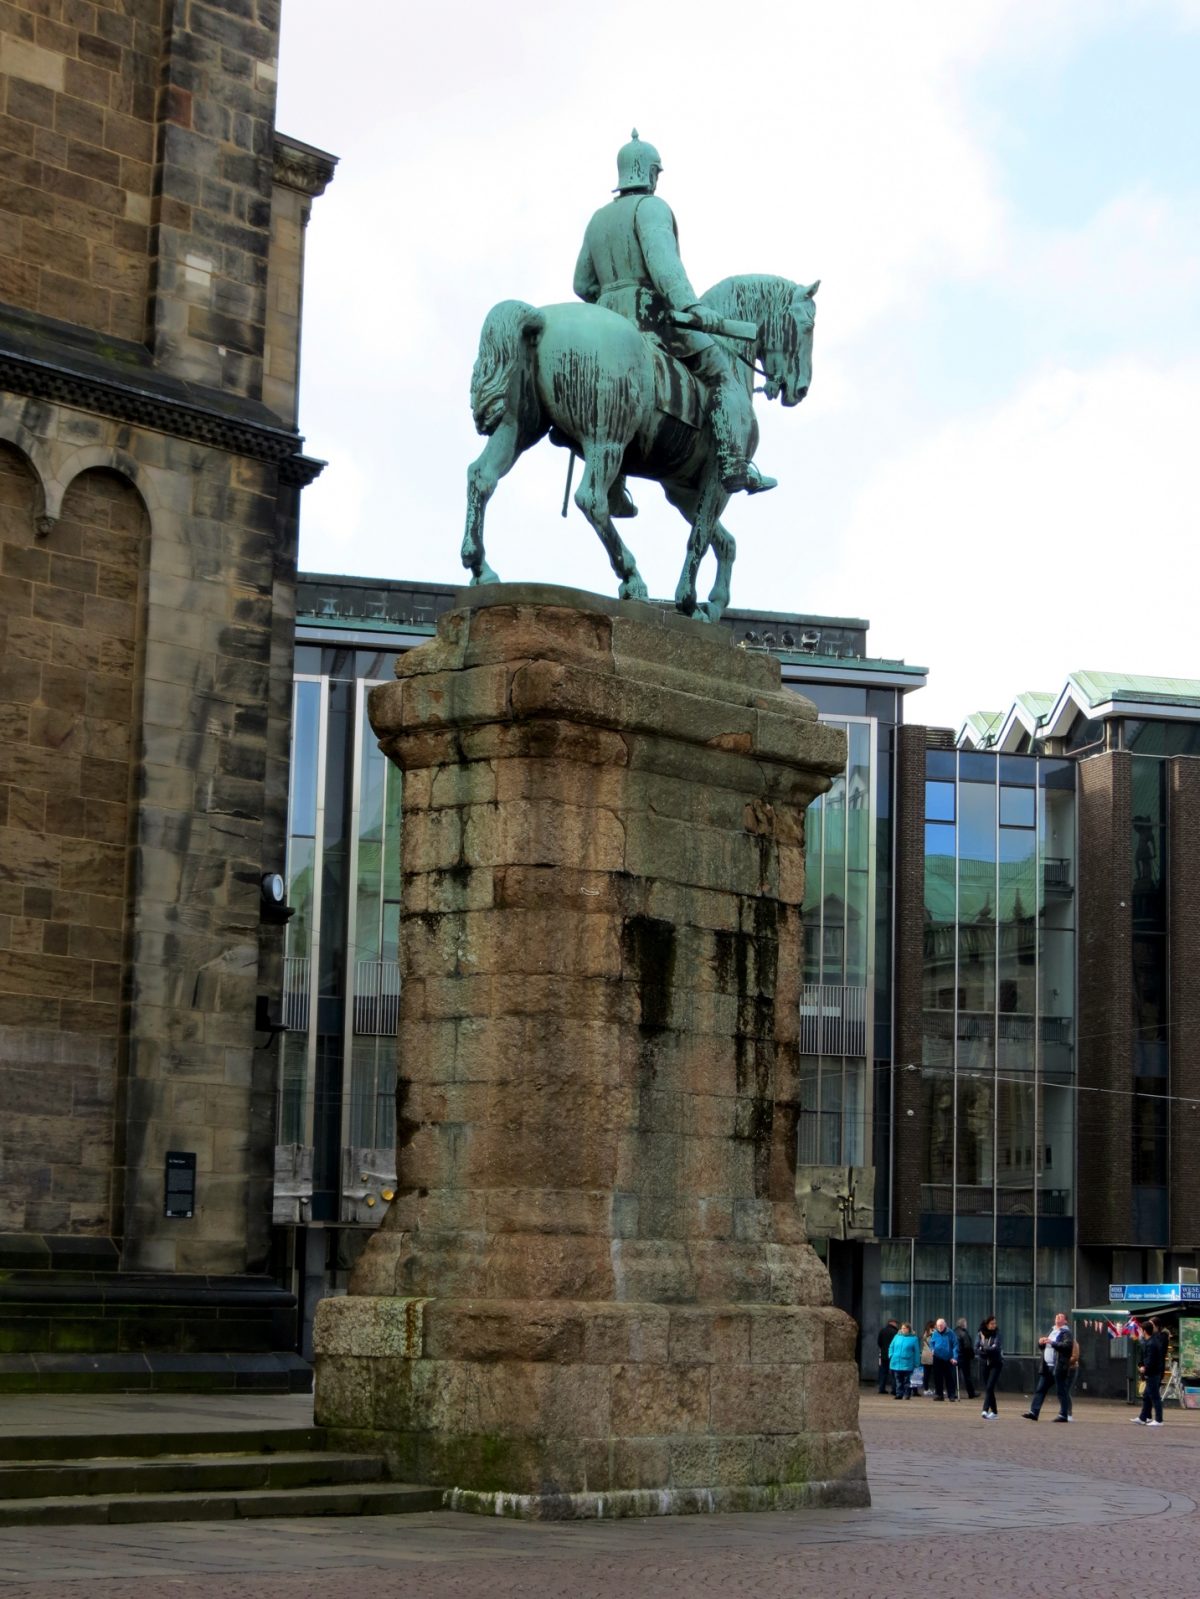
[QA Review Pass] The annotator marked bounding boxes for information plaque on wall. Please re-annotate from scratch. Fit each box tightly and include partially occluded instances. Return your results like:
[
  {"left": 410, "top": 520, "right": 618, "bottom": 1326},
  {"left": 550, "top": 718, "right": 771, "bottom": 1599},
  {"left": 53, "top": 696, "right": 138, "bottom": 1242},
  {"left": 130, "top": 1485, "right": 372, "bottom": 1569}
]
[{"left": 164, "top": 1151, "right": 196, "bottom": 1219}]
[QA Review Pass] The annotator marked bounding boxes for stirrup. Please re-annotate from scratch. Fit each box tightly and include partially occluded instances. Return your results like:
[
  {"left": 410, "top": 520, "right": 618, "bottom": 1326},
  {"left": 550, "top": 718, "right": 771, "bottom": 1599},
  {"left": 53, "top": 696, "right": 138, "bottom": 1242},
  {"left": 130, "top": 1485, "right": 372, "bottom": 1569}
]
[
  {"left": 720, "top": 461, "right": 777, "bottom": 495},
  {"left": 609, "top": 484, "right": 638, "bottom": 519}
]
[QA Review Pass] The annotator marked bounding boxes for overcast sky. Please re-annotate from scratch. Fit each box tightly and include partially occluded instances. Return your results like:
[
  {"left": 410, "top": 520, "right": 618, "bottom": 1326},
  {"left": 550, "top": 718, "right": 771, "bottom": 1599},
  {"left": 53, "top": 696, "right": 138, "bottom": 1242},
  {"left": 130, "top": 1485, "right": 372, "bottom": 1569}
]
[{"left": 275, "top": 0, "right": 1199, "bottom": 730}]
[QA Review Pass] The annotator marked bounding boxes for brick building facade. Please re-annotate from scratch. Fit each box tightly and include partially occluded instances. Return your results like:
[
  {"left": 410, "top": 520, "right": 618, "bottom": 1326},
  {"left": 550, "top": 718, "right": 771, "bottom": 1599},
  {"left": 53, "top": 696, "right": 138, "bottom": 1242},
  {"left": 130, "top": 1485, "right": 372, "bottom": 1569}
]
[{"left": 0, "top": 0, "right": 333, "bottom": 1387}]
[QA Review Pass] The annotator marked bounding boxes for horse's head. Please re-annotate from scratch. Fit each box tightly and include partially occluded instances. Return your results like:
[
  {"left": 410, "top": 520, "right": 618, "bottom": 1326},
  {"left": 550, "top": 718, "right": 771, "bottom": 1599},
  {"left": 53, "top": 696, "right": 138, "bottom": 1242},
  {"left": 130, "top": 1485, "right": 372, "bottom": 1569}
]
[{"left": 760, "top": 280, "right": 819, "bottom": 407}]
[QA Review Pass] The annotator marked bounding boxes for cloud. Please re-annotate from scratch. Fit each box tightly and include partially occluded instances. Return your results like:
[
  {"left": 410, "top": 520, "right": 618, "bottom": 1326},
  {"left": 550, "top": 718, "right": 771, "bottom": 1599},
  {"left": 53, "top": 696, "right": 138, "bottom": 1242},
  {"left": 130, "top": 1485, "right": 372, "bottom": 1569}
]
[
  {"left": 830, "top": 356, "right": 1200, "bottom": 726},
  {"left": 278, "top": 0, "right": 1200, "bottom": 664}
]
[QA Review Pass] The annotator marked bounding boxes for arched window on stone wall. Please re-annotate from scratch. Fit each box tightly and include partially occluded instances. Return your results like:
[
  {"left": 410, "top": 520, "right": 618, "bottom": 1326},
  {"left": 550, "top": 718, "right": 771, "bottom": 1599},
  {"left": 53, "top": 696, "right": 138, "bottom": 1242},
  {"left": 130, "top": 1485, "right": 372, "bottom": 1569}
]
[{"left": 0, "top": 452, "right": 150, "bottom": 1239}]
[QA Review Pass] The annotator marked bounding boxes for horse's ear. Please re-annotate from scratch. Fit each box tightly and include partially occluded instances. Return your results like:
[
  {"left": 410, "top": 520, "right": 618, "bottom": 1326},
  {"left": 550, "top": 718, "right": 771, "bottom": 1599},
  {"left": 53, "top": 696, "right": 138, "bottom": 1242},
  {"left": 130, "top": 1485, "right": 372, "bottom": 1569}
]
[{"left": 807, "top": 279, "right": 820, "bottom": 297}]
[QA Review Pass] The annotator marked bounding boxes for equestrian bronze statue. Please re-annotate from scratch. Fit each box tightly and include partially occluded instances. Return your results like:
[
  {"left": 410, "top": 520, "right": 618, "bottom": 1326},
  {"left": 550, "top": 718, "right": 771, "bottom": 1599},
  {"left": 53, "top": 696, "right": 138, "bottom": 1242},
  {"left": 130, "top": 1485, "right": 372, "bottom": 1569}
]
[{"left": 463, "top": 132, "right": 818, "bottom": 622}]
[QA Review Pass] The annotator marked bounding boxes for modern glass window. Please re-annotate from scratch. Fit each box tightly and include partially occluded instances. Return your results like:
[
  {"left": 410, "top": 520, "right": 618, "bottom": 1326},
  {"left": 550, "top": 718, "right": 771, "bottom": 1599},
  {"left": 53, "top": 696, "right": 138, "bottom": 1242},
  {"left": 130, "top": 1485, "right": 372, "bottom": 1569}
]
[
  {"left": 345, "top": 680, "right": 404, "bottom": 1152},
  {"left": 800, "top": 717, "right": 877, "bottom": 1170},
  {"left": 1123, "top": 719, "right": 1200, "bottom": 758},
  {"left": 910, "top": 748, "right": 1076, "bottom": 1351},
  {"left": 280, "top": 665, "right": 406, "bottom": 1216},
  {"left": 879, "top": 1239, "right": 913, "bottom": 1329},
  {"left": 279, "top": 676, "right": 325, "bottom": 1146}
]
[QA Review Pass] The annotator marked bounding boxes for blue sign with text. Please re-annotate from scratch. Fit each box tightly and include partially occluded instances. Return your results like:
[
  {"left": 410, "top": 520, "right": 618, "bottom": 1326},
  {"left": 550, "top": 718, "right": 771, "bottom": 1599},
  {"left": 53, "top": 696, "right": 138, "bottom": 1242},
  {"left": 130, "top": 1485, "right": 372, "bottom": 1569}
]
[{"left": 1110, "top": 1283, "right": 1200, "bottom": 1302}]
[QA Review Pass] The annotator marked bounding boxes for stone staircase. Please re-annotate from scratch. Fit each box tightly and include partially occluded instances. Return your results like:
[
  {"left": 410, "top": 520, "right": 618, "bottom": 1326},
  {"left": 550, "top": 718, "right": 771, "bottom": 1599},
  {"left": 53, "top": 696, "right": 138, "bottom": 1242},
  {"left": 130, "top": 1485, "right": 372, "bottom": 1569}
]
[{"left": 0, "top": 1423, "right": 443, "bottom": 1526}]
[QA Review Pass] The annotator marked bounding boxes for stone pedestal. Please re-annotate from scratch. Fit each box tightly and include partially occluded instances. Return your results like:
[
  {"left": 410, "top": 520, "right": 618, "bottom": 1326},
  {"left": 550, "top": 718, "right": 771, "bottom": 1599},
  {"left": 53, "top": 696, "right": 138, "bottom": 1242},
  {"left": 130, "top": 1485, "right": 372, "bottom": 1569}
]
[{"left": 313, "top": 584, "right": 867, "bottom": 1517}]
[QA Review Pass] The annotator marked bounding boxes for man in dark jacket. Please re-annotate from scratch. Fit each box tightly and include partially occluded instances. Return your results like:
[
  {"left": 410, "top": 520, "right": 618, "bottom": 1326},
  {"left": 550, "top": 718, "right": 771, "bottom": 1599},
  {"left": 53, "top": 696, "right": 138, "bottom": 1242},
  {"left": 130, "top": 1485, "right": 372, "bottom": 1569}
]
[
  {"left": 1023, "top": 1312, "right": 1074, "bottom": 1421},
  {"left": 877, "top": 1319, "right": 899, "bottom": 1394},
  {"left": 1135, "top": 1318, "right": 1167, "bottom": 1425}
]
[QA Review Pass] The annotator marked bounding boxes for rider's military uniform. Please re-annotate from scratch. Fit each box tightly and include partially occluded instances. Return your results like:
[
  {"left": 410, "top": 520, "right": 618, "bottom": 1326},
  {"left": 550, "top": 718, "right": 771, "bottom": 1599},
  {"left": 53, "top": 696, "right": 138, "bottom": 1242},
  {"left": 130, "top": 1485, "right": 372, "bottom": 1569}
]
[
  {"left": 572, "top": 132, "right": 772, "bottom": 496},
  {"left": 572, "top": 190, "right": 712, "bottom": 361}
]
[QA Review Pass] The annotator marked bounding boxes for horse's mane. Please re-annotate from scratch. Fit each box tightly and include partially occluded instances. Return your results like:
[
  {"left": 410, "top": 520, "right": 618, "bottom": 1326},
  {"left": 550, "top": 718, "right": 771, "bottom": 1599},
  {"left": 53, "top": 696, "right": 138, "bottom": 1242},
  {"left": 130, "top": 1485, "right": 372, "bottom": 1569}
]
[
  {"left": 702, "top": 276, "right": 803, "bottom": 354},
  {"left": 703, "top": 275, "right": 796, "bottom": 316}
]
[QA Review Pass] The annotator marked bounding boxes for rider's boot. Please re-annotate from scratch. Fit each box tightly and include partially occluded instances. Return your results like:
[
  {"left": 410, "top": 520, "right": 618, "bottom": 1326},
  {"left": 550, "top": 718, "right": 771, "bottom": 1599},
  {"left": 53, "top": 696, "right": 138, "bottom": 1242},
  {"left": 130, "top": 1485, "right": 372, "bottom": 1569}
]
[
  {"left": 608, "top": 476, "right": 638, "bottom": 518},
  {"left": 708, "top": 381, "right": 777, "bottom": 494},
  {"left": 743, "top": 463, "right": 778, "bottom": 494}
]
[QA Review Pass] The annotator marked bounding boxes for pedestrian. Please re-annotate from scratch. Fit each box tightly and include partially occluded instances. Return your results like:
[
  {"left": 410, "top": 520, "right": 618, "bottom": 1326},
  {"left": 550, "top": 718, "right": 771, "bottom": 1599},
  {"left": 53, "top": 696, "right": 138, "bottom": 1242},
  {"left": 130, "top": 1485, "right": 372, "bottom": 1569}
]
[
  {"left": 919, "top": 1320, "right": 935, "bottom": 1395},
  {"left": 1134, "top": 1317, "right": 1167, "bottom": 1426},
  {"left": 877, "top": 1318, "right": 899, "bottom": 1394},
  {"left": 889, "top": 1321, "right": 920, "bottom": 1399},
  {"left": 976, "top": 1314, "right": 1003, "bottom": 1418},
  {"left": 1023, "top": 1311, "right": 1074, "bottom": 1421},
  {"left": 929, "top": 1317, "right": 959, "bottom": 1401},
  {"left": 955, "top": 1317, "right": 977, "bottom": 1400}
]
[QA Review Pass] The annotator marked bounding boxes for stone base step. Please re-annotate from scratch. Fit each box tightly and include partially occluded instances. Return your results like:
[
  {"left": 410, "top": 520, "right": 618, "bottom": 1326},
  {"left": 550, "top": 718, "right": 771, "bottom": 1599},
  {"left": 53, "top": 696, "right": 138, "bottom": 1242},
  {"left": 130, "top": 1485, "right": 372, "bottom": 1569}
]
[
  {"left": 0, "top": 1479, "right": 444, "bottom": 1527},
  {"left": 0, "top": 1352, "right": 312, "bottom": 1395},
  {"left": 0, "top": 1426, "right": 324, "bottom": 1462},
  {"left": 0, "top": 1450, "right": 385, "bottom": 1500}
]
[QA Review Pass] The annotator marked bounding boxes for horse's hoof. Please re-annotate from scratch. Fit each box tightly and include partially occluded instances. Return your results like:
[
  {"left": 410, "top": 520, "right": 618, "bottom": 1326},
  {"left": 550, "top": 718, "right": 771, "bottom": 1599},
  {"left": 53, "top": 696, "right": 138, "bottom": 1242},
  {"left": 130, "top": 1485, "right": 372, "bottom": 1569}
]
[
  {"left": 619, "top": 577, "right": 649, "bottom": 602},
  {"left": 470, "top": 566, "right": 501, "bottom": 587}
]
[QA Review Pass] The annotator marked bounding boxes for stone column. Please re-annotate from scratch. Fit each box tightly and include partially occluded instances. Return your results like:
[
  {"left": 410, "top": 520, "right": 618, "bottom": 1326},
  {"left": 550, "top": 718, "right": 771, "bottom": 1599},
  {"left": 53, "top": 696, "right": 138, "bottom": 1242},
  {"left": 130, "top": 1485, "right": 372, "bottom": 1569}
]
[{"left": 314, "top": 585, "right": 866, "bottom": 1517}]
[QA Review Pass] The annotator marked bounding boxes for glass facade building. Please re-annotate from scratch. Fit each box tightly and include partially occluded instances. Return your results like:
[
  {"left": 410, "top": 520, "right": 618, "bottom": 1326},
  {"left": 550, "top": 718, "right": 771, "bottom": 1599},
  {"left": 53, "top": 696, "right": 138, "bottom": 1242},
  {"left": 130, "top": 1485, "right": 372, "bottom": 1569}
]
[
  {"left": 273, "top": 584, "right": 1200, "bottom": 1384},
  {"left": 799, "top": 732, "right": 1079, "bottom": 1356}
]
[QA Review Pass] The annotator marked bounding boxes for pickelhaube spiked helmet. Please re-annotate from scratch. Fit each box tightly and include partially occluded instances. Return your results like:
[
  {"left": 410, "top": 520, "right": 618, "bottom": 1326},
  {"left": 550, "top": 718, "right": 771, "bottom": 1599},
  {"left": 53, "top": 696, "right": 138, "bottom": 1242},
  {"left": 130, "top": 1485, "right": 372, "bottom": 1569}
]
[{"left": 614, "top": 129, "right": 662, "bottom": 193}]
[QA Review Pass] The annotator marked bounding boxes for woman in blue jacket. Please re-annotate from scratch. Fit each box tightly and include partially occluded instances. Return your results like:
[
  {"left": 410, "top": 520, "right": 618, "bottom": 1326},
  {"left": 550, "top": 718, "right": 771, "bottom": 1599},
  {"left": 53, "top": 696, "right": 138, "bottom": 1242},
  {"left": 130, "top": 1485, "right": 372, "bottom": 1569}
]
[
  {"left": 976, "top": 1315, "right": 1003, "bottom": 1418},
  {"left": 889, "top": 1322, "right": 921, "bottom": 1399}
]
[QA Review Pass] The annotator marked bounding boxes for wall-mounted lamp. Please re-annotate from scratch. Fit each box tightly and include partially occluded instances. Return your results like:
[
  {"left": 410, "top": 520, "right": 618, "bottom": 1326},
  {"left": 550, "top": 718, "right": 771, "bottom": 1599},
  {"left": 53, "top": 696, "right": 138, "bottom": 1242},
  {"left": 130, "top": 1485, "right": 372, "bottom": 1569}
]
[{"left": 260, "top": 871, "right": 295, "bottom": 925}]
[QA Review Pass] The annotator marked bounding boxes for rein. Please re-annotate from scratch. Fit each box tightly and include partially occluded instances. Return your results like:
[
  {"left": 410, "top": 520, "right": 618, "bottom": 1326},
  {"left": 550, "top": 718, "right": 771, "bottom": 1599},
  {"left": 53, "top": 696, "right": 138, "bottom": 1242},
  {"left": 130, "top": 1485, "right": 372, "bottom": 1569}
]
[{"left": 727, "top": 341, "right": 771, "bottom": 383}]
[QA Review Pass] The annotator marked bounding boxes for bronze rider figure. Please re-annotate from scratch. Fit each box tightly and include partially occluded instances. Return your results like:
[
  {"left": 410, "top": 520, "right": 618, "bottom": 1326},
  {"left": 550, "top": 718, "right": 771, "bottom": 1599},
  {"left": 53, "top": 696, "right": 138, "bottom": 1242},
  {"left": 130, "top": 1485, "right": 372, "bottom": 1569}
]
[{"left": 573, "top": 131, "right": 776, "bottom": 518}]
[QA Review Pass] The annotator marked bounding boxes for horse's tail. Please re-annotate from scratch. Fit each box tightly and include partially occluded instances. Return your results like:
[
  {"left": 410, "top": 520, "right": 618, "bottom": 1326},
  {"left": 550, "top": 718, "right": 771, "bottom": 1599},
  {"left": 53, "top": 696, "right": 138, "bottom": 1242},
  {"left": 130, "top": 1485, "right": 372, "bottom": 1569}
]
[{"left": 470, "top": 300, "right": 544, "bottom": 435}]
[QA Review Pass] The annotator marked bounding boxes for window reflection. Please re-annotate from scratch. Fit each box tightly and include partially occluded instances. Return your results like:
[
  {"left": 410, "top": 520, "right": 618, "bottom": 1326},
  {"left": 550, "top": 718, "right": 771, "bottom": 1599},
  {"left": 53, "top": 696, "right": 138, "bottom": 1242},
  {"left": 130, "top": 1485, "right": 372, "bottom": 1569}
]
[
  {"left": 801, "top": 717, "right": 876, "bottom": 1168},
  {"left": 910, "top": 750, "right": 1076, "bottom": 1350}
]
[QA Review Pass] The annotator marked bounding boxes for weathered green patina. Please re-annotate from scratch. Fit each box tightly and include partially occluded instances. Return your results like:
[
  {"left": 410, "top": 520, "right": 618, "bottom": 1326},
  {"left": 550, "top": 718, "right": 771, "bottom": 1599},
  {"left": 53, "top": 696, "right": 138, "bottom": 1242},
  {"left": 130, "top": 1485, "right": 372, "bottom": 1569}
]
[{"left": 463, "top": 132, "right": 819, "bottom": 623}]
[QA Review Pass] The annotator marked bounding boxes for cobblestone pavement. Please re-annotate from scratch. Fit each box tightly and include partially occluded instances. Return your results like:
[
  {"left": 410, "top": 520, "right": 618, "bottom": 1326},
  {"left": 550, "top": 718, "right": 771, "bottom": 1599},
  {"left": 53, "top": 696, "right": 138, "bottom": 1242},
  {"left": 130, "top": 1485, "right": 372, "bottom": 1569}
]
[{"left": 1, "top": 1393, "right": 1197, "bottom": 1598}]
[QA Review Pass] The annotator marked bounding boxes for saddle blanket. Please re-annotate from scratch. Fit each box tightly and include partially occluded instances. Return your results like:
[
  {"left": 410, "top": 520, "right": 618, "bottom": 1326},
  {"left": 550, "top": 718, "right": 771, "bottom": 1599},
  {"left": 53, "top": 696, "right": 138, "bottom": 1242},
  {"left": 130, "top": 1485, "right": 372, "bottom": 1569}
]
[{"left": 649, "top": 343, "right": 704, "bottom": 430}]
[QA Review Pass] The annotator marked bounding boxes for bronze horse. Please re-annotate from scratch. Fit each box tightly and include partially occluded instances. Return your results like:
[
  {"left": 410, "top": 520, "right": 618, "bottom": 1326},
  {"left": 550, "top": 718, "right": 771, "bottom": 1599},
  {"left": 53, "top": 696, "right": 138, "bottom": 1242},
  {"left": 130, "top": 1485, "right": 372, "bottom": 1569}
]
[{"left": 463, "top": 275, "right": 818, "bottom": 621}]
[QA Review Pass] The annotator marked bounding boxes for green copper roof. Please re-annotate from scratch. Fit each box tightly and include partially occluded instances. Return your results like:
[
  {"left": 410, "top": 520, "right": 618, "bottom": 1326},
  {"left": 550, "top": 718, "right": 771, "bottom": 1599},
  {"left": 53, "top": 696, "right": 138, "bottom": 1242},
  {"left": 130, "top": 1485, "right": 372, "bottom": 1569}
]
[
  {"left": 1013, "top": 691, "right": 1056, "bottom": 723},
  {"left": 1068, "top": 670, "right": 1200, "bottom": 710},
  {"left": 958, "top": 672, "right": 1200, "bottom": 751},
  {"left": 958, "top": 711, "right": 1003, "bottom": 747}
]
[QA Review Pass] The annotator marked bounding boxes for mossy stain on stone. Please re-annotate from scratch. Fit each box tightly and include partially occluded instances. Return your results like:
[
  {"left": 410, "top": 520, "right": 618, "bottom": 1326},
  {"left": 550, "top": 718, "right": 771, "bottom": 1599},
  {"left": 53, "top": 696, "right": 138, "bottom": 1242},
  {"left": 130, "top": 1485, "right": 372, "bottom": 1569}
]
[{"left": 621, "top": 914, "right": 676, "bottom": 1034}]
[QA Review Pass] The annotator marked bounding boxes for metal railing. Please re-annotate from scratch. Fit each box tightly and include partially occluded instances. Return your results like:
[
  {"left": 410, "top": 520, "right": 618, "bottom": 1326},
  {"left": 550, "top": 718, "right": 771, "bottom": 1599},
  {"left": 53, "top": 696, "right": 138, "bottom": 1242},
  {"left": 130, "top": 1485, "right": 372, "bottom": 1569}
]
[
  {"left": 1043, "top": 857, "right": 1072, "bottom": 890},
  {"left": 354, "top": 959, "right": 401, "bottom": 1036},
  {"left": 921, "top": 1184, "right": 1070, "bottom": 1217},
  {"left": 282, "top": 955, "right": 311, "bottom": 1032},
  {"left": 799, "top": 983, "right": 868, "bottom": 1057},
  {"left": 922, "top": 1011, "right": 1073, "bottom": 1047}
]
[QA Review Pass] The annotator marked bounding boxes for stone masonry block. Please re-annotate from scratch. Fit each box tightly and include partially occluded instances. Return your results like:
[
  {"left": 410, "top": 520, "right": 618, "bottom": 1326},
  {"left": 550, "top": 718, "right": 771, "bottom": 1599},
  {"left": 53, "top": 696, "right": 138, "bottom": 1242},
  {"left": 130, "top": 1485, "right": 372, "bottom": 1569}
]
[
  {"left": 610, "top": 1362, "right": 711, "bottom": 1436},
  {"left": 463, "top": 798, "right": 625, "bottom": 873},
  {"left": 314, "top": 1296, "right": 427, "bottom": 1360}
]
